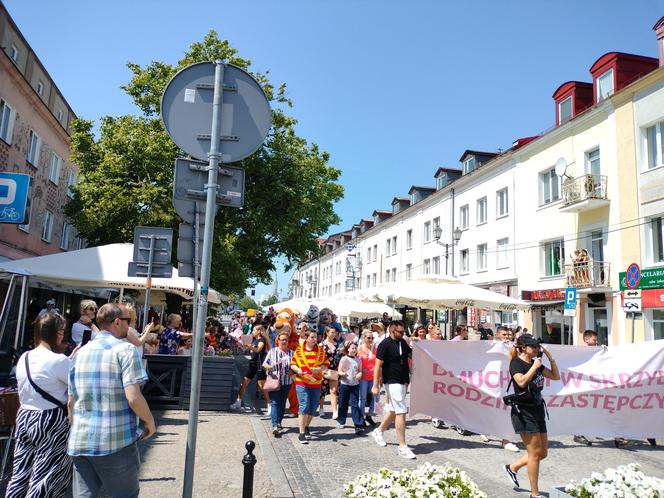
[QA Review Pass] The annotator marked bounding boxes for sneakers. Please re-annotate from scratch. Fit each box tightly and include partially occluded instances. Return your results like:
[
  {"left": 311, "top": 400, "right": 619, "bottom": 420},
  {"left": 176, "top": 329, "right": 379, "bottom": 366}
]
[
  {"left": 503, "top": 442, "right": 520, "bottom": 452},
  {"left": 332, "top": 410, "right": 338, "bottom": 420},
  {"left": 574, "top": 435, "right": 592, "bottom": 446},
  {"left": 272, "top": 427, "right": 280, "bottom": 438},
  {"left": 648, "top": 438, "right": 657, "bottom": 447},
  {"left": 354, "top": 427, "right": 365, "bottom": 435},
  {"left": 479, "top": 434, "right": 490, "bottom": 442},
  {"left": 298, "top": 433, "right": 308, "bottom": 444},
  {"left": 336, "top": 422, "right": 345, "bottom": 429},
  {"left": 230, "top": 399, "right": 242, "bottom": 411},
  {"left": 277, "top": 424, "right": 283, "bottom": 430},
  {"left": 365, "top": 415, "right": 376, "bottom": 427},
  {"left": 318, "top": 406, "right": 325, "bottom": 418},
  {"left": 266, "top": 405, "right": 272, "bottom": 417},
  {"left": 304, "top": 427, "right": 311, "bottom": 438},
  {"left": 504, "top": 464, "right": 519, "bottom": 488},
  {"left": 371, "top": 429, "right": 387, "bottom": 447},
  {"left": 397, "top": 445, "right": 416, "bottom": 459}
]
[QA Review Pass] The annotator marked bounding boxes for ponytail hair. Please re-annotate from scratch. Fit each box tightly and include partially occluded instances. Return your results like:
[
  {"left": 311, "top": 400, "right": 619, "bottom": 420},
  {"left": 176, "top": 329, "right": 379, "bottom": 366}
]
[{"left": 508, "top": 343, "right": 519, "bottom": 361}]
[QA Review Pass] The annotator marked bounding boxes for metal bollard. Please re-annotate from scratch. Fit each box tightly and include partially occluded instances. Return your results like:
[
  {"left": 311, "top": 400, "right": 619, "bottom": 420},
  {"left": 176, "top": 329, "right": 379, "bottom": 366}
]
[{"left": 242, "top": 440, "right": 257, "bottom": 498}]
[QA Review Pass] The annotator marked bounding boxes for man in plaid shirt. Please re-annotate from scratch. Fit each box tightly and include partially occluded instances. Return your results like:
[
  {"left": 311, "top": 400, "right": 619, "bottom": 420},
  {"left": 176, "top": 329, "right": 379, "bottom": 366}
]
[{"left": 68, "top": 303, "right": 156, "bottom": 497}]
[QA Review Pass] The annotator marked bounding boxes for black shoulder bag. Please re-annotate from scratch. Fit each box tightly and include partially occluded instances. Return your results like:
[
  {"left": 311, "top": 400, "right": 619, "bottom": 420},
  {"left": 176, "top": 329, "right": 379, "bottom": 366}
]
[{"left": 24, "top": 352, "right": 67, "bottom": 414}]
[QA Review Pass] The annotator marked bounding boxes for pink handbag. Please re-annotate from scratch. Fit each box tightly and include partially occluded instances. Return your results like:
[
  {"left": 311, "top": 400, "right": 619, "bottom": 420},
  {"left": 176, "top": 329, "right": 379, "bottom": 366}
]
[{"left": 263, "top": 374, "right": 281, "bottom": 392}]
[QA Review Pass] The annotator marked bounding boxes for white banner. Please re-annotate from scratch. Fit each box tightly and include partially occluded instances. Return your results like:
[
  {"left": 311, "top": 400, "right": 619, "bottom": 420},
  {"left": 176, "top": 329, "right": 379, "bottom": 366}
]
[{"left": 410, "top": 340, "right": 664, "bottom": 439}]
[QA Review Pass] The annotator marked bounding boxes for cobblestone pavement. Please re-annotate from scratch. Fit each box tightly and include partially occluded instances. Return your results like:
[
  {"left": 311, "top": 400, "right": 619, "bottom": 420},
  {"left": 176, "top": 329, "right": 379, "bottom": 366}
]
[{"left": 256, "top": 405, "right": 664, "bottom": 498}]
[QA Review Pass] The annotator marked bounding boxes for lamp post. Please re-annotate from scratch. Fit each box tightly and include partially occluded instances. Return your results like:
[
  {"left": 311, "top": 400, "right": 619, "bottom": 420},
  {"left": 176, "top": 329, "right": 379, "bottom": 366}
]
[{"left": 433, "top": 226, "right": 463, "bottom": 276}]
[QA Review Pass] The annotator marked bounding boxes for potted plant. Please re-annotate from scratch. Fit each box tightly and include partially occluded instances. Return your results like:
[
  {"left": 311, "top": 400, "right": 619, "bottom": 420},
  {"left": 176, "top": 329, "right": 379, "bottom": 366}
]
[
  {"left": 551, "top": 463, "right": 664, "bottom": 498},
  {"left": 344, "top": 462, "right": 487, "bottom": 498}
]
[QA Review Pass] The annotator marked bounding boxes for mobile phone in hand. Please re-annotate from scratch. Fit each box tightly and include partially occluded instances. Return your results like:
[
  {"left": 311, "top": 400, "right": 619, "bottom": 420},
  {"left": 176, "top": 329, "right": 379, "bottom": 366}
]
[{"left": 82, "top": 329, "right": 92, "bottom": 346}]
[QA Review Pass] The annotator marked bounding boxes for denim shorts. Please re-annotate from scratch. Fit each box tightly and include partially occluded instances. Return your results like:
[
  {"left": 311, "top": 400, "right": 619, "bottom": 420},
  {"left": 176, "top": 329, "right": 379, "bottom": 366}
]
[{"left": 295, "top": 384, "right": 321, "bottom": 415}]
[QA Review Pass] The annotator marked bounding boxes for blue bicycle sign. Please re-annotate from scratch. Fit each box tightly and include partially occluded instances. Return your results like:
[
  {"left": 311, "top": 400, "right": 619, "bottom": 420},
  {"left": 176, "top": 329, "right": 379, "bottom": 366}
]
[{"left": 0, "top": 173, "right": 30, "bottom": 224}]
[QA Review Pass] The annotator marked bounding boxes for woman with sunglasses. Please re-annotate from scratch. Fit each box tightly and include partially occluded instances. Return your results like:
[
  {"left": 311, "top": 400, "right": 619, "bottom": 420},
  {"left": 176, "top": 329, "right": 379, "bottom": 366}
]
[
  {"left": 262, "top": 331, "right": 294, "bottom": 437},
  {"left": 358, "top": 329, "right": 377, "bottom": 427},
  {"left": 71, "top": 299, "right": 99, "bottom": 345}
]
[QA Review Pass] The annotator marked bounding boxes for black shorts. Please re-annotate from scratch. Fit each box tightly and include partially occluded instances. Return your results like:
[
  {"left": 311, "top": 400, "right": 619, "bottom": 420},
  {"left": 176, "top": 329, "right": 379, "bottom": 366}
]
[
  {"left": 511, "top": 404, "right": 547, "bottom": 434},
  {"left": 245, "top": 363, "right": 267, "bottom": 382}
]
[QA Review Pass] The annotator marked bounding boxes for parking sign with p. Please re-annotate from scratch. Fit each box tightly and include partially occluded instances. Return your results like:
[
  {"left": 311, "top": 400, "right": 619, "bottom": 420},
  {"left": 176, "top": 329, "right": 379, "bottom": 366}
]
[{"left": 0, "top": 173, "right": 30, "bottom": 224}]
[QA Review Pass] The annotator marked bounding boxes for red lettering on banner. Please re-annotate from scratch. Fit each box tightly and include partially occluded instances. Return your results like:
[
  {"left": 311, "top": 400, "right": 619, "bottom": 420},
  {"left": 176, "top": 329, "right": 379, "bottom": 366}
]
[
  {"left": 576, "top": 394, "right": 588, "bottom": 408},
  {"left": 547, "top": 395, "right": 559, "bottom": 408},
  {"left": 602, "top": 395, "right": 617, "bottom": 414},
  {"left": 465, "top": 388, "right": 482, "bottom": 402},
  {"left": 560, "top": 371, "right": 585, "bottom": 388},
  {"left": 480, "top": 394, "right": 495, "bottom": 408},
  {"left": 485, "top": 371, "right": 499, "bottom": 388},
  {"left": 559, "top": 395, "right": 575, "bottom": 408},
  {"left": 656, "top": 393, "right": 664, "bottom": 409},
  {"left": 643, "top": 393, "right": 654, "bottom": 409},
  {"left": 448, "top": 385, "right": 464, "bottom": 397},
  {"left": 433, "top": 363, "right": 449, "bottom": 377},
  {"left": 616, "top": 396, "right": 630, "bottom": 411},
  {"left": 618, "top": 373, "right": 631, "bottom": 388},
  {"left": 433, "top": 382, "right": 447, "bottom": 394},
  {"left": 629, "top": 395, "right": 643, "bottom": 410}
]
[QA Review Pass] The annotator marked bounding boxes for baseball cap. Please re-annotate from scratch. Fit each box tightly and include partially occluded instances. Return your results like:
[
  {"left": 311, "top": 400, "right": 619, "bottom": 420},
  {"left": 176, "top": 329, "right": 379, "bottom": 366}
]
[
  {"left": 517, "top": 334, "right": 540, "bottom": 347},
  {"left": 46, "top": 299, "right": 56, "bottom": 305}
]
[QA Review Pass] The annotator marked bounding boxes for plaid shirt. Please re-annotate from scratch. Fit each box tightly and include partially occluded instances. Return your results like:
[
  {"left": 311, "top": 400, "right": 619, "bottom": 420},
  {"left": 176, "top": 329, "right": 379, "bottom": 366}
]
[{"left": 68, "top": 331, "right": 148, "bottom": 456}]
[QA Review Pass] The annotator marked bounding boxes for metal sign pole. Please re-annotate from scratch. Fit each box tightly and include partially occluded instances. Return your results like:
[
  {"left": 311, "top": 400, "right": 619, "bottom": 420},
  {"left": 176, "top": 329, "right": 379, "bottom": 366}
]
[
  {"left": 142, "top": 235, "right": 155, "bottom": 331},
  {"left": 191, "top": 203, "right": 200, "bottom": 337},
  {"left": 631, "top": 312, "right": 635, "bottom": 343},
  {"left": 182, "top": 61, "right": 225, "bottom": 498}
]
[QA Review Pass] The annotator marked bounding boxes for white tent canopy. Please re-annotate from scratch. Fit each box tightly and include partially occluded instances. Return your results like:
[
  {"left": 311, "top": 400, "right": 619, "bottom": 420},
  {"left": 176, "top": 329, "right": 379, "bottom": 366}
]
[
  {"left": 357, "top": 277, "right": 530, "bottom": 312},
  {"left": 268, "top": 297, "right": 402, "bottom": 319},
  {"left": 0, "top": 243, "right": 225, "bottom": 304}
]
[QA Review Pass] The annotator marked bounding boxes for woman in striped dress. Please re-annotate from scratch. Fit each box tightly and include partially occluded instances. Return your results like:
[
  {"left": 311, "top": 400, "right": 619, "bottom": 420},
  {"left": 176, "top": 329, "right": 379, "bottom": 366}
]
[
  {"left": 262, "top": 331, "right": 295, "bottom": 437},
  {"left": 6, "top": 312, "right": 72, "bottom": 498}
]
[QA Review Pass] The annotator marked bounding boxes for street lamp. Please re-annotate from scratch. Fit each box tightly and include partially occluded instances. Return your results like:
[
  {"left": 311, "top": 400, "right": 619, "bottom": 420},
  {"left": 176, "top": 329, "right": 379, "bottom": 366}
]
[{"left": 433, "top": 226, "right": 463, "bottom": 276}]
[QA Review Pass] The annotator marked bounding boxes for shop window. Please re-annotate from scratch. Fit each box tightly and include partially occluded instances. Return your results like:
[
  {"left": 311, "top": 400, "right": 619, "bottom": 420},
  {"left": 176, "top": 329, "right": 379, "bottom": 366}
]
[
  {"left": 652, "top": 310, "right": 664, "bottom": 341},
  {"left": 538, "top": 308, "right": 572, "bottom": 345}
]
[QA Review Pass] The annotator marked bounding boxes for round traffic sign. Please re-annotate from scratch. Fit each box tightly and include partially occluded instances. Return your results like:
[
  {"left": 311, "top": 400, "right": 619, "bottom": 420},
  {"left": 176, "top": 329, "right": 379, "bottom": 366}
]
[
  {"left": 625, "top": 263, "right": 641, "bottom": 290},
  {"left": 161, "top": 62, "right": 272, "bottom": 163}
]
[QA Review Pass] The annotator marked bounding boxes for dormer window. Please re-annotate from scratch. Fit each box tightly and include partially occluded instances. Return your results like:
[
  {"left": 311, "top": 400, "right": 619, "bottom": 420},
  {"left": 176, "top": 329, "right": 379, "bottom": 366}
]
[
  {"left": 436, "top": 175, "right": 445, "bottom": 190},
  {"left": 10, "top": 44, "right": 18, "bottom": 62},
  {"left": 597, "top": 69, "right": 614, "bottom": 101},
  {"left": 558, "top": 96, "right": 572, "bottom": 125},
  {"left": 374, "top": 214, "right": 380, "bottom": 225},
  {"left": 463, "top": 157, "right": 476, "bottom": 174},
  {"left": 410, "top": 193, "right": 416, "bottom": 205}
]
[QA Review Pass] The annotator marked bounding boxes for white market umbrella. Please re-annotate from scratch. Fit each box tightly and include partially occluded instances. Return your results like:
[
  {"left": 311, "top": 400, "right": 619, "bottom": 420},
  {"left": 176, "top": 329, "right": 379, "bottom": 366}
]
[
  {"left": 0, "top": 243, "right": 224, "bottom": 304},
  {"left": 269, "top": 297, "right": 401, "bottom": 319},
  {"left": 359, "top": 277, "right": 530, "bottom": 311}
]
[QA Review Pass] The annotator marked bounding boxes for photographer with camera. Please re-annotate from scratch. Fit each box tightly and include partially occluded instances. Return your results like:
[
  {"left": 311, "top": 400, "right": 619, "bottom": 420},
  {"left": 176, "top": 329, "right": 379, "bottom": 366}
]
[{"left": 503, "top": 334, "right": 559, "bottom": 498}]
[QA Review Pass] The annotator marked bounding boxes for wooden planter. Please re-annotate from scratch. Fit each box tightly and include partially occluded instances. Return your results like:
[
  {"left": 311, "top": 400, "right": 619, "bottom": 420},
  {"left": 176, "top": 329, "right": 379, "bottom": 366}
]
[{"left": 180, "top": 355, "right": 236, "bottom": 410}]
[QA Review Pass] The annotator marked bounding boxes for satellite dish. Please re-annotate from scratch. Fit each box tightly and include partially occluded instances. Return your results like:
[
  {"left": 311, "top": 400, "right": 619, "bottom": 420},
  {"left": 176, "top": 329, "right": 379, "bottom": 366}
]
[{"left": 554, "top": 157, "right": 568, "bottom": 177}]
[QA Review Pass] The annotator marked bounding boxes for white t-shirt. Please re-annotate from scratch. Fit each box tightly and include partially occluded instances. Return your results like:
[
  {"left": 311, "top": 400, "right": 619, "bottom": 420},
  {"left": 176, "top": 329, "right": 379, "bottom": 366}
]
[
  {"left": 71, "top": 321, "right": 98, "bottom": 344},
  {"left": 16, "top": 348, "right": 70, "bottom": 410}
]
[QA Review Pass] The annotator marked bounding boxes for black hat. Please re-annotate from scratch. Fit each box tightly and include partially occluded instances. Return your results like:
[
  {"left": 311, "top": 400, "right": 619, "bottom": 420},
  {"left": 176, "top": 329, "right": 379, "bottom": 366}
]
[{"left": 517, "top": 334, "right": 540, "bottom": 347}]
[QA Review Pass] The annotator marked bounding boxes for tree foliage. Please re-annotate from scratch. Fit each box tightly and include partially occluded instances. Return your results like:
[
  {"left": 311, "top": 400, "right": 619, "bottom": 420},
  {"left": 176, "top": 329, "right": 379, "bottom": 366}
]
[
  {"left": 261, "top": 295, "right": 279, "bottom": 306},
  {"left": 239, "top": 296, "right": 259, "bottom": 311},
  {"left": 66, "top": 30, "right": 343, "bottom": 295}
]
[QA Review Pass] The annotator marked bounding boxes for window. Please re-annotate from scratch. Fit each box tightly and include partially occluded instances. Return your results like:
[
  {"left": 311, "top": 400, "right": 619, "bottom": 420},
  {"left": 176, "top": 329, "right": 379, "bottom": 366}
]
[
  {"left": 424, "top": 221, "right": 431, "bottom": 243},
  {"left": 27, "top": 130, "right": 41, "bottom": 165},
  {"left": 558, "top": 96, "right": 572, "bottom": 125},
  {"left": 10, "top": 44, "right": 18, "bottom": 62},
  {"left": 463, "top": 156, "right": 476, "bottom": 174},
  {"left": 432, "top": 256, "right": 440, "bottom": 275},
  {"left": 541, "top": 239, "right": 565, "bottom": 276},
  {"left": 460, "top": 249, "right": 469, "bottom": 274},
  {"left": 539, "top": 169, "right": 560, "bottom": 205},
  {"left": 385, "top": 270, "right": 390, "bottom": 283},
  {"left": 406, "top": 264, "right": 412, "bottom": 280},
  {"left": 433, "top": 216, "right": 440, "bottom": 231},
  {"left": 36, "top": 80, "right": 44, "bottom": 96},
  {"left": 367, "top": 247, "right": 371, "bottom": 263},
  {"left": 436, "top": 175, "right": 444, "bottom": 190},
  {"left": 476, "top": 197, "right": 487, "bottom": 225},
  {"left": 42, "top": 210, "right": 54, "bottom": 242},
  {"left": 460, "top": 205, "right": 469, "bottom": 229},
  {"left": 477, "top": 243, "right": 487, "bottom": 271},
  {"left": 423, "top": 258, "right": 431, "bottom": 275},
  {"left": 586, "top": 148, "right": 601, "bottom": 177},
  {"left": 410, "top": 193, "right": 416, "bottom": 205},
  {"left": 645, "top": 121, "right": 664, "bottom": 170},
  {"left": 647, "top": 216, "right": 664, "bottom": 264},
  {"left": 391, "top": 268, "right": 396, "bottom": 282},
  {"left": 18, "top": 177, "right": 34, "bottom": 232},
  {"left": 392, "top": 236, "right": 397, "bottom": 256},
  {"left": 652, "top": 310, "right": 664, "bottom": 341},
  {"left": 366, "top": 275, "right": 371, "bottom": 288},
  {"left": 372, "top": 273, "right": 376, "bottom": 287},
  {"left": 0, "top": 99, "right": 15, "bottom": 144},
  {"left": 406, "top": 229, "right": 413, "bottom": 250},
  {"left": 48, "top": 152, "right": 61, "bottom": 184},
  {"left": 373, "top": 245, "right": 377, "bottom": 262},
  {"left": 385, "top": 239, "right": 391, "bottom": 257},
  {"left": 56, "top": 108, "right": 63, "bottom": 122},
  {"left": 60, "top": 222, "right": 71, "bottom": 250},
  {"left": 597, "top": 69, "right": 614, "bottom": 101},
  {"left": 497, "top": 238, "right": 509, "bottom": 269},
  {"left": 496, "top": 188, "right": 508, "bottom": 218}
]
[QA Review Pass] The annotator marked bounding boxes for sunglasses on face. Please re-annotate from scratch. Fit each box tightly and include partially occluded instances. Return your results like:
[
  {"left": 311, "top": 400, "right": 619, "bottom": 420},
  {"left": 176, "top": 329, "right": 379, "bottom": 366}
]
[{"left": 118, "top": 317, "right": 131, "bottom": 323}]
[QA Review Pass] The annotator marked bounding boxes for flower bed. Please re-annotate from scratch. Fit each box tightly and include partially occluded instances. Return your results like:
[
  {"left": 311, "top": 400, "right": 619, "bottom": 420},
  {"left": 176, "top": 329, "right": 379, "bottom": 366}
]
[
  {"left": 343, "top": 462, "right": 487, "bottom": 498},
  {"left": 561, "top": 463, "right": 664, "bottom": 498}
]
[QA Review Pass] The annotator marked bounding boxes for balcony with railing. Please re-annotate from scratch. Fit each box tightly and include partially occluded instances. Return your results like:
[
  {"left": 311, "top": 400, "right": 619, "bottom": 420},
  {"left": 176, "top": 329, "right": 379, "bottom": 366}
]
[
  {"left": 560, "top": 174, "right": 609, "bottom": 213},
  {"left": 564, "top": 260, "right": 611, "bottom": 289}
]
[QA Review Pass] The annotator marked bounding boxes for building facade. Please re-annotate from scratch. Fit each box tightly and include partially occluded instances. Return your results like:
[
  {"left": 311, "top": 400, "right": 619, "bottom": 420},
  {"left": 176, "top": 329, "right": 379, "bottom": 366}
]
[
  {"left": 0, "top": 2, "right": 81, "bottom": 262},
  {"left": 291, "top": 23, "right": 664, "bottom": 345}
]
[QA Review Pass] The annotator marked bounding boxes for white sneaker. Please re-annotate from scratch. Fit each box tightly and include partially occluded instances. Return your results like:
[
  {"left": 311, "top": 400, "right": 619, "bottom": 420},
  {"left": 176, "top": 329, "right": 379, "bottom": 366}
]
[
  {"left": 332, "top": 410, "right": 338, "bottom": 420},
  {"left": 371, "top": 429, "right": 387, "bottom": 447},
  {"left": 230, "top": 399, "right": 241, "bottom": 410},
  {"left": 266, "top": 405, "right": 272, "bottom": 417},
  {"left": 336, "top": 422, "right": 345, "bottom": 429},
  {"left": 503, "top": 442, "right": 520, "bottom": 452},
  {"left": 479, "top": 434, "right": 490, "bottom": 442},
  {"left": 397, "top": 445, "right": 416, "bottom": 459},
  {"left": 318, "top": 406, "right": 325, "bottom": 418}
]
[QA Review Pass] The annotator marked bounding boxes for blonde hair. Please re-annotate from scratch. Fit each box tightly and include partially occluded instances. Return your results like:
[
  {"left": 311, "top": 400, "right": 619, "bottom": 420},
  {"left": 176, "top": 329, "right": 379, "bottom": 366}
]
[{"left": 79, "top": 299, "right": 97, "bottom": 314}]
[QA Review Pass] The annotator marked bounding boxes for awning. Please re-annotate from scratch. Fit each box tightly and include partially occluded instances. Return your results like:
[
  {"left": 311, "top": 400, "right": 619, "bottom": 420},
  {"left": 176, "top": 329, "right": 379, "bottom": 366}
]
[{"left": 527, "top": 300, "right": 563, "bottom": 308}]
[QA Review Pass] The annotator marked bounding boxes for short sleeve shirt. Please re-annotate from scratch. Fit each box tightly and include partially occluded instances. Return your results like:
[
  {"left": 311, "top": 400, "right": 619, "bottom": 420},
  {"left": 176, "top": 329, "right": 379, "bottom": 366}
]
[
  {"left": 376, "top": 336, "right": 411, "bottom": 385},
  {"left": 68, "top": 331, "right": 148, "bottom": 456},
  {"left": 158, "top": 327, "right": 181, "bottom": 355},
  {"left": 509, "top": 357, "right": 545, "bottom": 404}
]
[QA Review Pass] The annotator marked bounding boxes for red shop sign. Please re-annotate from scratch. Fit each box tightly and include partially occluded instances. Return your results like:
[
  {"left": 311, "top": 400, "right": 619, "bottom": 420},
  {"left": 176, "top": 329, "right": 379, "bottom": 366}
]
[{"left": 642, "top": 289, "right": 664, "bottom": 308}]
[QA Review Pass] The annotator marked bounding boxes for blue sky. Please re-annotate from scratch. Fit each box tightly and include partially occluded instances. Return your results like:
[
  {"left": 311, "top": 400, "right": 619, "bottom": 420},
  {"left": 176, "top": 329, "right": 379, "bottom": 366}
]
[{"left": 6, "top": 0, "right": 664, "bottom": 300}]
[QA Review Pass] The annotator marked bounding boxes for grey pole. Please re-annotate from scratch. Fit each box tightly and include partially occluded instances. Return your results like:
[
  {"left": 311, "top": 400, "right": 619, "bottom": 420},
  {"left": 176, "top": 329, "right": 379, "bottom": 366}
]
[
  {"left": 182, "top": 60, "right": 225, "bottom": 498},
  {"left": 15, "top": 275, "right": 28, "bottom": 348},
  {"left": 142, "top": 235, "right": 155, "bottom": 331},
  {"left": 0, "top": 274, "right": 15, "bottom": 342},
  {"left": 191, "top": 203, "right": 200, "bottom": 337}
]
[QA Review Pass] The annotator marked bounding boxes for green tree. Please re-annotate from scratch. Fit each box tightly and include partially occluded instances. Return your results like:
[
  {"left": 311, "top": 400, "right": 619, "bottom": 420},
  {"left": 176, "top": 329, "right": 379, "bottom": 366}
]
[
  {"left": 239, "top": 296, "right": 259, "bottom": 311},
  {"left": 261, "top": 294, "right": 279, "bottom": 306},
  {"left": 66, "top": 30, "right": 343, "bottom": 296}
]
